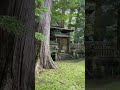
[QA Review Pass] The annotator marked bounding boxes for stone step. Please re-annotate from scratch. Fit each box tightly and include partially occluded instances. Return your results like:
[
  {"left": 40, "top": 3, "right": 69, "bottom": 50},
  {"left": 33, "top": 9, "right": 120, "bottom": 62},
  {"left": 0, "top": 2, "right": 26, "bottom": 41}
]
[{"left": 58, "top": 53, "right": 73, "bottom": 60}]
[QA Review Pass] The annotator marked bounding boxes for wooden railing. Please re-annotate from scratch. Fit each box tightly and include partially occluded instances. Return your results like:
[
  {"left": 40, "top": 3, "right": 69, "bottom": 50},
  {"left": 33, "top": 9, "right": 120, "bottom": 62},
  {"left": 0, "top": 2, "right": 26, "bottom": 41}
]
[
  {"left": 85, "top": 41, "right": 117, "bottom": 60},
  {"left": 85, "top": 41, "right": 120, "bottom": 78}
]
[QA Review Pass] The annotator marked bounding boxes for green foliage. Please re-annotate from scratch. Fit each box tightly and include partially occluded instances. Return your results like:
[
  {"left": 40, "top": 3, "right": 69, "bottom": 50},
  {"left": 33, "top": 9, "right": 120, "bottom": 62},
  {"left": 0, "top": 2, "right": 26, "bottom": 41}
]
[
  {"left": 52, "top": 0, "right": 84, "bottom": 24},
  {"left": 36, "top": 0, "right": 44, "bottom": 5},
  {"left": 52, "top": 0, "right": 85, "bottom": 43},
  {"left": 72, "top": 0, "right": 85, "bottom": 43},
  {"left": 35, "top": 0, "right": 85, "bottom": 43},
  {"left": 35, "top": 7, "right": 48, "bottom": 16},
  {"left": 35, "top": 0, "right": 49, "bottom": 22},
  {"left": 35, "top": 59, "right": 85, "bottom": 90},
  {"left": 0, "top": 16, "right": 27, "bottom": 36},
  {"left": 0, "top": 16, "right": 46, "bottom": 41},
  {"left": 35, "top": 32, "right": 46, "bottom": 41}
]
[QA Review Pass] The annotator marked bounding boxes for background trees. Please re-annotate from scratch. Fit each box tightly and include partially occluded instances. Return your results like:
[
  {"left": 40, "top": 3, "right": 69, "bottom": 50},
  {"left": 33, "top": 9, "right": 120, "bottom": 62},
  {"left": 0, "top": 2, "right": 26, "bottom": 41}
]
[
  {"left": 0, "top": 0, "right": 85, "bottom": 89},
  {"left": 52, "top": 0, "right": 85, "bottom": 44},
  {"left": 35, "top": 0, "right": 85, "bottom": 69}
]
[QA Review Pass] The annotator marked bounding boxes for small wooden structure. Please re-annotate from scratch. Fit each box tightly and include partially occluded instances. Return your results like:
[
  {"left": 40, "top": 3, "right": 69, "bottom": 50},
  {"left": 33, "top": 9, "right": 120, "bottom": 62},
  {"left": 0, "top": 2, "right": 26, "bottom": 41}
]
[
  {"left": 85, "top": 0, "right": 120, "bottom": 79},
  {"left": 85, "top": 41, "right": 120, "bottom": 78},
  {"left": 50, "top": 26, "right": 74, "bottom": 60}
]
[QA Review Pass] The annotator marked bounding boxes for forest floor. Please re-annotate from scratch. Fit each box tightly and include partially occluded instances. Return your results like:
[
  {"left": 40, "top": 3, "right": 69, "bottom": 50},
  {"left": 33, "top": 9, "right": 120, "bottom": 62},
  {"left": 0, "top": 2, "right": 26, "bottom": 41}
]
[
  {"left": 86, "top": 79, "right": 120, "bottom": 90},
  {"left": 35, "top": 59, "right": 85, "bottom": 90}
]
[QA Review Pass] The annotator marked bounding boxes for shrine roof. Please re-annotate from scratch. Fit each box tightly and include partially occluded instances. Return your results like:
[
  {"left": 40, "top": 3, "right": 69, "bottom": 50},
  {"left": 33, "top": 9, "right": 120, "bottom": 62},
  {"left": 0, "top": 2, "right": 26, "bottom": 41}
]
[{"left": 51, "top": 27, "right": 74, "bottom": 32}]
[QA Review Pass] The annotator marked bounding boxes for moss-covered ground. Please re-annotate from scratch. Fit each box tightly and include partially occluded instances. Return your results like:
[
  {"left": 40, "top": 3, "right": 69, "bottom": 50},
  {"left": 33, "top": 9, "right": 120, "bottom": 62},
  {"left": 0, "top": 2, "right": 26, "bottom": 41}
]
[{"left": 35, "top": 59, "right": 85, "bottom": 90}]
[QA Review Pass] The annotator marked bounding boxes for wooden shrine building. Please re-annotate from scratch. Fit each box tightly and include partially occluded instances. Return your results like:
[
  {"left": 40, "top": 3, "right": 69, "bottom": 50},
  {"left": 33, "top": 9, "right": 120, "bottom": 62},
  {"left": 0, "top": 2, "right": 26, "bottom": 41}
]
[{"left": 50, "top": 26, "right": 74, "bottom": 60}]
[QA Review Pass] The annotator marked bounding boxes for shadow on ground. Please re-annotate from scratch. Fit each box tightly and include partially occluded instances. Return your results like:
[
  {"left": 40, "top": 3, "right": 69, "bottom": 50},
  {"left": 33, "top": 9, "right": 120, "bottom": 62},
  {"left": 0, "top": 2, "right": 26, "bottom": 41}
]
[
  {"left": 57, "top": 58, "right": 85, "bottom": 63},
  {"left": 86, "top": 79, "right": 120, "bottom": 90}
]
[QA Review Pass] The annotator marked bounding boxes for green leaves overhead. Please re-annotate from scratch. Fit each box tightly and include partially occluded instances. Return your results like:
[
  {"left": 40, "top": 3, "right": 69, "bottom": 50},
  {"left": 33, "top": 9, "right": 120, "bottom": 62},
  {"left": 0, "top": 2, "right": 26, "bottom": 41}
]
[
  {"left": 52, "top": 0, "right": 85, "bottom": 43},
  {"left": 35, "top": 0, "right": 50, "bottom": 22},
  {"left": 52, "top": 0, "right": 77, "bottom": 21},
  {"left": 52, "top": 0, "right": 85, "bottom": 26},
  {"left": 35, "top": 7, "right": 48, "bottom": 17},
  {"left": 36, "top": 0, "right": 44, "bottom": 5},
  {"left": 35, "top": 0, "right": 85, "bottom": 43}
]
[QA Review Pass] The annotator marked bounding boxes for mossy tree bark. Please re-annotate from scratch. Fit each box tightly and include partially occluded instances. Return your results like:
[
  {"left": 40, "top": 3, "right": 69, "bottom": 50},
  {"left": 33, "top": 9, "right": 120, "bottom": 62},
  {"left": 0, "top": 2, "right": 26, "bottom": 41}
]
[
  {"left": 37, "top": 0, "right": 57, "bottom": 69},
  {"left": 0, "top": 0, "right": 35, "bottom": 90}
]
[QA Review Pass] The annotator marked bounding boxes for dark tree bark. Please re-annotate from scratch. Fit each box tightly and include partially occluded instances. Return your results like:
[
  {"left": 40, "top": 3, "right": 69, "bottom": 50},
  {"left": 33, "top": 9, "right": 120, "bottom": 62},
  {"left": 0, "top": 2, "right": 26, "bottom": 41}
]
[
  {"left": 94, "top": 0, "right": 103, "bottom": 41},
  {"left": 57, "top": 0, "right": 65, "bottom": 28},
  {"left": 0, "top": 0, "right": 35, "bottom": 90},
  {"left": 37, "top": 0, "right": 57, "bottom": 69},
  {"left": 117, "top": 9, "right": 120, "bottom": 56}
]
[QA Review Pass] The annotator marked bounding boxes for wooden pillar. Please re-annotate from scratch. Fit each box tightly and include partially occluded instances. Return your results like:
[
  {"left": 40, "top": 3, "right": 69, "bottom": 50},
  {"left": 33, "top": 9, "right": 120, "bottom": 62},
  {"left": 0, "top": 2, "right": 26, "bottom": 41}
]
[{"left": 67, "top": 37, "right": 70, "bottom": 53}]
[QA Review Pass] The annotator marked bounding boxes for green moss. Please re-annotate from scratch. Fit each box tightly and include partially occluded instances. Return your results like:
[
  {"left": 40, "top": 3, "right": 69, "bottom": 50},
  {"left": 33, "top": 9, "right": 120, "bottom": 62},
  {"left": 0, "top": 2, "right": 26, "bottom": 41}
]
[{"left": 35, "top": 59, "right": 85, "bottom": 90}]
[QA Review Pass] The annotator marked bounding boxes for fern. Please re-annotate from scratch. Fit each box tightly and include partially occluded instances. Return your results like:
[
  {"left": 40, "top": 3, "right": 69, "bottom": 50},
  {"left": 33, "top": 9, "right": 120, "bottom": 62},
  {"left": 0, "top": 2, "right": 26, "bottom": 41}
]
[{"left": 35, "top": 32, "right": 46, "bottom": 41}]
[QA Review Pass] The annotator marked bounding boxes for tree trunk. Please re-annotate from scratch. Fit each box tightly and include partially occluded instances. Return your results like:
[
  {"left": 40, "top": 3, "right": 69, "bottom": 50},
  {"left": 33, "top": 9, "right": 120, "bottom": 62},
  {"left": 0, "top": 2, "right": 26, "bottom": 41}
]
[
  {"left": 68, "top": 8, "right": 74, "bottom": 29},
  {"left": 94, "top": 0, "right": 103, "bottom": 41},
  {"left": 74, "top": 7, "right": 80, "bottom": 43},
  {"left": 0, "top": 0, "right": 35, "bottom": 90},
  {"left": 117, "top": 9, "right": 120, "bottom": 55},
  {"left": 59, "top": 0, "right": 65, "bottom": 28},
  {"left": 75, "top": 7, "right": 80, "bottom": 30},
  {"left": 37, "top": 0, "right": 57, "bottom": 69}
]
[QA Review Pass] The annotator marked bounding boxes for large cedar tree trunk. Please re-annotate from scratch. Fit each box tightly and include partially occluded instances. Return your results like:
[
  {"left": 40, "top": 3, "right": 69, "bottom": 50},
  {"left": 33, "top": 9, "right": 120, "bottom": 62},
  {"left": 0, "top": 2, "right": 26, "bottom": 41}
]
[
  {"left": 0, "top": 0, "right": 35, "bottom": 90},
  {"left": 37, "top": 0, "right": 57, "bottom": 69}
]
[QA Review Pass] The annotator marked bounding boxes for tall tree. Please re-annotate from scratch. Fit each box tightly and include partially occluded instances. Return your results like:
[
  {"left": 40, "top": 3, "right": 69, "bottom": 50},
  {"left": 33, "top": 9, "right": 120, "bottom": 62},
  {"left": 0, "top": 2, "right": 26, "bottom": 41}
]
[
  {"left": 94, "top": 0, "right": 103, "bottom": 41},
  {"left": 0, "top": 0, "right": 35, "bottom": 90},
  {"left": 68, "top": 8, "right": 74, "bottom": 29},
  {"left": 59, "top": 0, "right": 65, "bottom": 28},
  {"left": 117, "top": 9, "right": 120, "bottom": 56},
  {"left": 37, "top": 0, "right": 57, "bottom": 69}
]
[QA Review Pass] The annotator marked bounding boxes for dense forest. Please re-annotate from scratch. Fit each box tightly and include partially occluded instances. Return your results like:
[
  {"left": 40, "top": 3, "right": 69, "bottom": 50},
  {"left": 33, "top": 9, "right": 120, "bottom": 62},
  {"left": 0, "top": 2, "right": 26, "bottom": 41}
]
[
  {"left": 85, "top": 0, "right": 120, "bottom": 89},
  {"left": 86, "top": 0, "right": 120, "bottom": 78},
  {"left": 0, "top": 0, "right": 85, "bottom": 90},
  {"left": 1, "top": 0, "right": 120, "bottom": 90}
]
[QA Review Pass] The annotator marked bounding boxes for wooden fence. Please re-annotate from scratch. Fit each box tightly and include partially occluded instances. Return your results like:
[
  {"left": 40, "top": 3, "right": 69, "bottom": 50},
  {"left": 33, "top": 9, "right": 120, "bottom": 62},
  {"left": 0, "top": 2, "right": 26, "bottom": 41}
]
[
  {"left": 85, "top": 41, "right": 118, "bottom": 60},
  {"left": 85, "top": 41, "right": 120, "bottom": 78}
]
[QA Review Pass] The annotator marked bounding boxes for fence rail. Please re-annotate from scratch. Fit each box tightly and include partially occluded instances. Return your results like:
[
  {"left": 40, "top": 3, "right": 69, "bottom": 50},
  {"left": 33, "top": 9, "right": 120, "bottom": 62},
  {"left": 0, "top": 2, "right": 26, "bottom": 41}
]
[
  {"left": 85, "top": 41, "right": 120, "bottom": 78},
  {"left": 85, "top": 41, "right": 118, "bottom": 59}
]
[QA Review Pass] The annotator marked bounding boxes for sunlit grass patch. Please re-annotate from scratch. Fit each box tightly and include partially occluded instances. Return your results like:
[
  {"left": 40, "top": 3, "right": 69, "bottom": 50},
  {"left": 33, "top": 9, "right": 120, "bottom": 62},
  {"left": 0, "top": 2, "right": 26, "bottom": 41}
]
[{"left": 35, "top": 59, "right": 85, "bottom": 90}]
